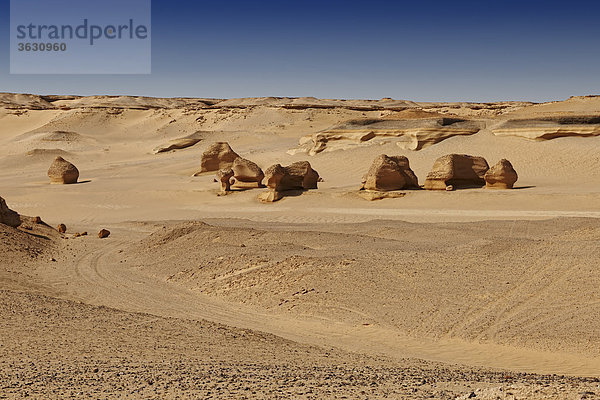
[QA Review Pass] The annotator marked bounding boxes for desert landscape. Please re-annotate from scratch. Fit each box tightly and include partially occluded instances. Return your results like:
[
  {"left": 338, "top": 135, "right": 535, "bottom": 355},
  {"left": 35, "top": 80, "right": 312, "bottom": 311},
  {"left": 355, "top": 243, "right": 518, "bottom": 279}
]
[{"left": 1, "top": 92, "right": 600, "bottom": 399}]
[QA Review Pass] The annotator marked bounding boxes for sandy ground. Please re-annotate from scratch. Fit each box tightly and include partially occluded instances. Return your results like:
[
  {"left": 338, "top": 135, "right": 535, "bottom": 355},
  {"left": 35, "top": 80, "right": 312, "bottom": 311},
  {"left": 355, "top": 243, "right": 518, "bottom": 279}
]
[{"left": 1, "top": 93, "right": 600, "bottom": 398}]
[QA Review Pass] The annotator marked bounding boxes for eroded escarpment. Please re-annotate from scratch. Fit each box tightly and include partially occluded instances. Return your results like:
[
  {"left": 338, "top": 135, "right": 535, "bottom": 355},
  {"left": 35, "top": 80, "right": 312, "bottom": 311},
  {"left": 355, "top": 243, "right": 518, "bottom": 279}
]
[
  {"left": 291, "top": 116, "right": 484, "bottom": 155},
  {"left": 492, "top": 115, "right": 600, "bottom": 140}
]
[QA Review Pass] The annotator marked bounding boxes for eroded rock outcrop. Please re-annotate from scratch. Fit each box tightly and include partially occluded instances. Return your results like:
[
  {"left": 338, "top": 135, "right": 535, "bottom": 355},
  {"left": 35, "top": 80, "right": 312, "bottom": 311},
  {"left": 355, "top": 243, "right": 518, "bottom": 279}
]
[
  {"left": 485, "top": 159, "right": 518, "bottom": 189},
  {"left": 259, "top": 161, "right": 320, "bottom": 202},
  {"left": 289, "top": 116, "right": 483, "bottom": 155},
  {"left": 216, "top": 169, "right": 234, "bottom": 195},
  {"left": 193, "top": 142, "right": 240, "bottom": 175},
  {"left": 360, "top": 155, "right": 419, "bottom": 191},
  {"left": 48, "top": 156, "right": 79, "bottom": 184},
  {"left": 153, "top": 136, "right": 202, "bottom": 154},
  {"left": 232, "top": 157, "right": 264, "bottom": 186},
  {"left": 0, "top": 197, "right": 21, "bottom": 228},
  {"left": 424, "top": 154, "right": 489, "bottom": 190},
  {"left": 492, "top": 116, "right": 600, "bottom": 140}
]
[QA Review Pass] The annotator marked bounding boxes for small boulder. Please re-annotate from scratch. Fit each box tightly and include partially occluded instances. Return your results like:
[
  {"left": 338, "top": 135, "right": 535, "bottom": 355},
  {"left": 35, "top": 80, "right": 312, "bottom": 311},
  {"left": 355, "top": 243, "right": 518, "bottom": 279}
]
[
  {"left": 0, "top": 197, "right": 21, "bottom": 228},
  {"left": 57, "top": 224, "right": 67, "bottom": 233},
  {"left": 232, "top": 157, "right": 264, "bottom": 186},
  {"left": 48, "top": 156, "right": 79, "bottom": 184},
  {"left": 361, "top": 155, "right": 419, "bottom": 191},
  {"left": 424, "top": 154, "right": 489, "bottom": 190},
  {"left": 216, "top": 169, "right": 234, "bottom": 195},
  {"left": 485, "top": 159, "right": 518, "bottom": 189},
  {"left": 98, "top": 229, "right": 110, "bottom": 239},
  {"left": 193, "top": 142, "right": 239, "bottom": 175}
]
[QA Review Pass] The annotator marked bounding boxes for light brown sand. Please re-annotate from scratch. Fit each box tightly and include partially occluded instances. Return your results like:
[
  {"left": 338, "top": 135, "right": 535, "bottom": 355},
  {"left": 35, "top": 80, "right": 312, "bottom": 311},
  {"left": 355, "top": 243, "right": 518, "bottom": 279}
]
[{"left": 1, "top": 93, "right": 599, "bottom": 398}]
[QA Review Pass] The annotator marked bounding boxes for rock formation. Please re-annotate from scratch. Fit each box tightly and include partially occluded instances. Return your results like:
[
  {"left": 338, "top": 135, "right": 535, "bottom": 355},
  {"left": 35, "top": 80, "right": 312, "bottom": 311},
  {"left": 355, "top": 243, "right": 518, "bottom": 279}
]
[
  {"left": 193, "top": 142, "right": 240, "bottom": 175},
  {"left": 48, "top": 156, "right": 79, "bottom": 184},
  {"left": 216, "top": 169, "right": 234, "bottom": 195},
  {"left": 289, "top": 116, "right": 483, "bottom": 155},
  {"left": 152, "top": 131, "right": 204, "bottom": 154},
  {"left": 259, "top": 161, "right": 320, "bottom": 202},
  {"left": 0, "top": 197, "right": 21, "bottom": 228},
  {"left": 57, "top": 224, "right": 67, "bottom": 233},
  {"left": 360, "top": 155, "right": 419, "bottom": 191},
  {"left": 424, "top": 154, "right": 489, "bottom": 190},
  {"left": 485, "top": 159, "right": 518, "bottom": 189},
  {"left": 98, "top": 229, "right": 111, "bottom": 238},
  {"left": 153, "top": 137, "right": 202, "bottom": 154},
  {"left": 492, "top": 115, "right": 600, "bottom": 140},
  {"left": 232, "top": 157, "right": 264, "bottom": 186}
]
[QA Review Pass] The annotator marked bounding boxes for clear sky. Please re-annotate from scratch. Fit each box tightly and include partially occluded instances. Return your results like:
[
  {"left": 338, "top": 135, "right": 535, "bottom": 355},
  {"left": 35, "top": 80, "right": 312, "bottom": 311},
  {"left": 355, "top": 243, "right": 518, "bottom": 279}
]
[{"left": 1, "top": 0, "right": 599, "bottom": 102}]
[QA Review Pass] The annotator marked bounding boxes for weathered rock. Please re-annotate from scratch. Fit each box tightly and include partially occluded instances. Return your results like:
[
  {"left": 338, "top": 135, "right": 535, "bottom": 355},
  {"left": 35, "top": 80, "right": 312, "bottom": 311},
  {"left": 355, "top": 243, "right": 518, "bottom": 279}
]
[
  {"left": 152, "top": 132, "right": 204, "bottom": 154},
  {"left": 485, "top": 159, "right": 518, "bottom": 189},
  {"left": 492, "top": 115, "right": 600, "bottom": 140},
  {"left": 424, "top": 154, "right": 489, "bottom": 190},
  {"left": 98, "top": 229, "right": 110, "bottom": 238},
  {"left": 286, "top": 161, "right": 319, "bottom": 190},
  {"left": 360, "top": 155, "right": 419, "bottom": 191},
  {"left": 358, "top": 191, "right": 407, "bottom": 201},
  {"left": 257, "top": 190, "right": 284, "bottom": 203},
  {"left": 259, "top": 161, "right": 320, "bottom": 202},
  {"left": 289, "top": 116, "right": 483, "bottom": 155},
  {"left": 193, "top": 142, "right": 239, "bottom": 175},
  {"left": 232, "top": 157, "right": 264, "bottom": 186},
  {"left": 153, "top": 137, "right": 202, "bottom": 154},
  {"left": 57, "top": 224, "right": 67, "bottom": 233},
  {"left": 216, "top": 169, "right": 234, "bottom": 195},
  {"left": 48, "top": 156, "right": 79, "bottom": 184},
  {"left": 0, "top": 197, "right": 21, "bottom": 228},
  {"left": 262, "top": 164, "right": 287, "bottom": 192}
]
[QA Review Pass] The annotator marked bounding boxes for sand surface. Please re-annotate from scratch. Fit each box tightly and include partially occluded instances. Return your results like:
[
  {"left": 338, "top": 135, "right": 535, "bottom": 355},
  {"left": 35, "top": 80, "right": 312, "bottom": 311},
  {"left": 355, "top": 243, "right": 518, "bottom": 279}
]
[{"left": 1, "top": 93, "right": 599, "bottom": 398}]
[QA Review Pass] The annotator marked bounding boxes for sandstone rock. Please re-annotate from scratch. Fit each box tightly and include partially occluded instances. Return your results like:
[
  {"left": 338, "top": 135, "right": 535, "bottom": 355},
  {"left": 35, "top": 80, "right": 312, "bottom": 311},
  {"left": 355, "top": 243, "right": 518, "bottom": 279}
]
[
  {"left": 262, "top": 164, "right": 287, "bottom": 193},
  {"left": 153, "top": 137, "right": 202, "bottom": 154},
  {"left": 485, "top": 159, "right": 518, "bottom": 189},
  {"left": 48, "top": 156, "right": 79, "bottom": 184},
  {"left": 265, "top": 161, "right": 319, "bottom": 192},
  {"left": 358, "top": 191, "right": 407, "bottom": 201},
  {"left": 152, "top": 132, "right": 204, "bottom": 154},
  {"left": 424, "top": 154, "right": 489, "bottom": 190},
  {"left": 257, "top": 190, "right": 284, "bottom": 203},
  {"left": 193, "top": 142, "right": 239, "bottom": 175},
  {"left": 216, "top": 169, "right": 234, "bottom": 195},
  {"left": 492, "top": 115, "right": 600, "bottom": 140},
  {"left": 259, "top": 161, "right": 320, "bottom": 202},
  {"left": 98, "top": 229, "right": 110, "bottom": 239},
  {"left": 289, "top": 116, "right": 483, "bottom": 155},
  {"left": 0, "top": 197, "right": 21, "bottom": 228},
  {"left": 360, "top": 155, "right": 419, "bottom": 191},
  {"left": 232, "top": 157, "right": 264, "bottom": 186},
  {"left": 57, "top": 224, "right": 67, "bottom": 233}
]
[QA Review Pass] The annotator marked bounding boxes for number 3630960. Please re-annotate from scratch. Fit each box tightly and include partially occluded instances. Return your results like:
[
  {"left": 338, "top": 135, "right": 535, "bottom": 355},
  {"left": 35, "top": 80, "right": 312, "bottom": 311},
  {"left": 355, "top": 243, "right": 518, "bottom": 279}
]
[{"left": 18, "top": 42, "right": 67, "bottom": 51}]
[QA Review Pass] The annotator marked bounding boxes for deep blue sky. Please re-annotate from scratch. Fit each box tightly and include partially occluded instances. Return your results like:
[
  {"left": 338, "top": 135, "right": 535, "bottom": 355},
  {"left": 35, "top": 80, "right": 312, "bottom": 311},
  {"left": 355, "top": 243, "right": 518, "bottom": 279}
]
[{"left": 1, "top": 0, "right": 600, "bottom": 102}]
